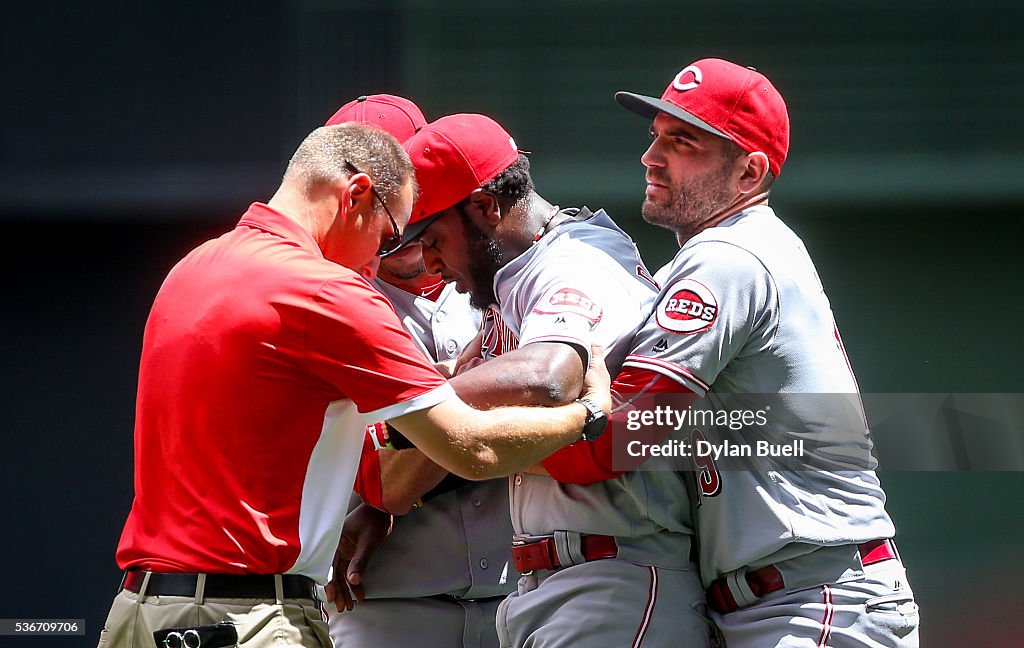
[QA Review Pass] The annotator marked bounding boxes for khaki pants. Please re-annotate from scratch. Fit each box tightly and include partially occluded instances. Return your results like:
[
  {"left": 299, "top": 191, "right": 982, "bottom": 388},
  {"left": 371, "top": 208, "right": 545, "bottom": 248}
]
[{"left": 97, "top": 577, "right": 331, "bottom": 648}]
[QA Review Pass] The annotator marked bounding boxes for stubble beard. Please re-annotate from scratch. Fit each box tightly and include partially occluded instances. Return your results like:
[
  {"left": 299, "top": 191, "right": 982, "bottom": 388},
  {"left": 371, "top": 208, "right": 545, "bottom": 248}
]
[
  {"left": 460, "top": 212, "right": 504, "bottom": 310},
  {"left": 641, "top": 162, "right": 736, "bottom": 241}
]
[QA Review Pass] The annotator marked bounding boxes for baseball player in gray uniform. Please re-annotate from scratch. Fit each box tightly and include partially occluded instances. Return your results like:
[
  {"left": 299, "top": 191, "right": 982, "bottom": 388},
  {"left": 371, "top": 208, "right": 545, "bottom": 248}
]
[
  {"left": 323, "top": 95, "right": 518, "bottom": 648},
  {"left": 386, "top": 113, "right": 710, "bottom": 648},
  {"left": 614, "top": 58, "right": 920, "bottom": 647}
]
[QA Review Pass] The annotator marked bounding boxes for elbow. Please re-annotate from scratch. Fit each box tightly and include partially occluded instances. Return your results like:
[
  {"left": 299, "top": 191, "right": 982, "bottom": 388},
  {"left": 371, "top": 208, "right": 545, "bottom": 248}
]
[
  {"left": 528, "top": 363, "right": 583, "bottom": 405},
  {"left": 530, "top": 349, "right": 585, "bottom": 405},
  {"left": 447, "top": 463, "right": 496, "bottom": 482},
  {"left": 540, "top": 378, "right": 581, "bottom": 406},
  {"left": 444, "top": 449, "right": 506, "bottom": 482}
]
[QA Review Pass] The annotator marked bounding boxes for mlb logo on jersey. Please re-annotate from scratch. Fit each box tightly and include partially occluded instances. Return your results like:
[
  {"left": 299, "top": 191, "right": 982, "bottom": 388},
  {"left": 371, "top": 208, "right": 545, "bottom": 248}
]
[
  {"left": 655, "top": 278, "right": 717, "bottom": 334},
  {"left": 533, "top": 287, "right": 603, "bottom": 325}
]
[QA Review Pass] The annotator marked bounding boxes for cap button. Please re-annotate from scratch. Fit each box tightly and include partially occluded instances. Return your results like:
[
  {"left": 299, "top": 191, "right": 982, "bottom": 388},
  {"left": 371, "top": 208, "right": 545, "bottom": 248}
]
[{"left": 357, "top": 95, "right": 368, "bottom": 102}]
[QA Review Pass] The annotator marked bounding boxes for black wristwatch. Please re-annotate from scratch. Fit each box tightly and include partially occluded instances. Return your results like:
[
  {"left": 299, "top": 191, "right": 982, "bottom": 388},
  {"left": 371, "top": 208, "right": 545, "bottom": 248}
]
[{"left": 575, "top": 397, "right": 608, "bottom": 442}]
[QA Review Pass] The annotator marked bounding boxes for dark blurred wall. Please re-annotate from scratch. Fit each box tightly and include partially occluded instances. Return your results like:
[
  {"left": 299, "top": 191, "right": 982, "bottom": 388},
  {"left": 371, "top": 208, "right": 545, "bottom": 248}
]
[{"left": 1, "top": 2, "right": 1021, "bottom": 646}]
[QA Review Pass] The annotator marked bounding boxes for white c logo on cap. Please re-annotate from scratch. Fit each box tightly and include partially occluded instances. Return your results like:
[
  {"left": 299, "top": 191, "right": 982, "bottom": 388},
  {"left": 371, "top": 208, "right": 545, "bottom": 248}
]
[{"left": 672, "top": 65, "right": 702, "bottom": 92}]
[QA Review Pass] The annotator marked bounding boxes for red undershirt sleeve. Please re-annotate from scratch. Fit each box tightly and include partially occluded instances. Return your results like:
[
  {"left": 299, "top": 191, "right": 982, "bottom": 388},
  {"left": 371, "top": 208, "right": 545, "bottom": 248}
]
[{"left": 353, "top": 425, "right": 384, "bottom": 510}]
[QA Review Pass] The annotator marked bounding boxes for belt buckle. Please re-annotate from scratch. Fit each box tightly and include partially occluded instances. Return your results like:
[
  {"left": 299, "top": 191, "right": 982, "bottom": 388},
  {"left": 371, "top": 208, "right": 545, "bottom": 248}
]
[
  {"left": 512, "top": 533, "right": 550, "bottom": 544},
  {"left": 511, "top": 534, "right": 556, "bottom": 575}
]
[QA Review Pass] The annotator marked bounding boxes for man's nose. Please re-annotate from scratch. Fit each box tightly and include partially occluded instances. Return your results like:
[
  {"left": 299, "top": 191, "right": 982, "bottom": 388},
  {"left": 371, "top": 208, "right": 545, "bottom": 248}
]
[{"left": 641, "top": 139, "right": 665, "bottom": 169}]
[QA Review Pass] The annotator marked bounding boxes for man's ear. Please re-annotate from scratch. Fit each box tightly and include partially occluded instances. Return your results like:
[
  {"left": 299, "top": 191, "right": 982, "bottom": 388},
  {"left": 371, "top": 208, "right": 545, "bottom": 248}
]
[
  {"left": 464, "top": 189, "right": 501, "bottom": 227},
  {"left": 736, "top": 152, "right": 770, "bottom": 195},
  {"left": 340, "top": 172, "right": 374, "bottom": 214}
]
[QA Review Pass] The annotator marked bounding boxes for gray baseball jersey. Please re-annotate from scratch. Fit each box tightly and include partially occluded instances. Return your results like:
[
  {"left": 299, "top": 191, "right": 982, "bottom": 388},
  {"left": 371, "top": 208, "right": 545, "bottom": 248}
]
[
  {"left": 374, "top": 279, "right": 481, "bottom": 366},
  {"left": 485, "top": 207, "right": 708, "bottom": 648},
  {"left": 482, "top": 207, "right": 694, "bottom": 558},
  {"left": 330, "top": 281, "right": 516, "bottom": 648},
  {"left": 623, "top": 205, "right": 896, "bottom": 584}
]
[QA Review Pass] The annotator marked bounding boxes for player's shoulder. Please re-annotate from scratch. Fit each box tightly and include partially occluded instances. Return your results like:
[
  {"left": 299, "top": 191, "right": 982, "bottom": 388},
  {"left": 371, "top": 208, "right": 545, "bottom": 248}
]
[
  {"left": 666, "top": 236, "right": 769, "bottom": 283},
  {"left": 557, "top": 206, "right": 635, "bottom": 245},
  {"left": 693, "top": 206, "right": 800, "bottom": 255},
  {"left": 546, "top": 207, "right": 648, "bottom": 267}
]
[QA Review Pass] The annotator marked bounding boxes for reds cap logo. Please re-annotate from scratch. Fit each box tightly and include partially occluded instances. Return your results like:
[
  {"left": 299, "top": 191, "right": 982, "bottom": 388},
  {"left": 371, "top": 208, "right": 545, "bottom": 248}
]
[
  {"left": 672, "top": 65, "right": 703, "bottom": 92},
  {"left": 533, "top": 287, "right": 603, "bottom": 325},
  {"left": 656, "top": 278, "right": 717, "bottom": 334}
]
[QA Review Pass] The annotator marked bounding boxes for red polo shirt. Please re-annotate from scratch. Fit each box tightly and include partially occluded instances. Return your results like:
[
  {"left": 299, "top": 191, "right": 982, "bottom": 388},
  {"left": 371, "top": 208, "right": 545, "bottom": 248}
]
[{"left": 115, "top": 203, "right": 451, "bottom": 582}]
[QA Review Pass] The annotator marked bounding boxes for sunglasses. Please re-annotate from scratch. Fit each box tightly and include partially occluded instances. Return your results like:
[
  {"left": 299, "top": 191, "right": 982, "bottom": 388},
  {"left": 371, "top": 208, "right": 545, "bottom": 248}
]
[{"left": 344, "top": 160, "right": 403, "bottom": 257}]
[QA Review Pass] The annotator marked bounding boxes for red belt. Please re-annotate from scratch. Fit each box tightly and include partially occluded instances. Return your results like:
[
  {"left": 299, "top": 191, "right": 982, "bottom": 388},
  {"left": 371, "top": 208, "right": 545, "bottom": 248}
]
[
  {"left": 707, "top": 539, "right": 899, "bottom": 614},
  {"left": 511, "top": 534, "right": 618, "bottom": 573}
]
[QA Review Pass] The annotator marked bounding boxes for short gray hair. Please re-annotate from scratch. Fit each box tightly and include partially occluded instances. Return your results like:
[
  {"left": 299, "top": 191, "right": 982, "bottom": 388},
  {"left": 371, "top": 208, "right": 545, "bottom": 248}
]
[{"left": 284, "top": 123, "right": 416, "bottom": 203}]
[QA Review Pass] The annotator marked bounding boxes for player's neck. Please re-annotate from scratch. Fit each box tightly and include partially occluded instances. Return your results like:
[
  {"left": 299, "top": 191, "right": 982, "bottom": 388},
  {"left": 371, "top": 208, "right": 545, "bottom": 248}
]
[
  {"left": 496, "top": 192, "right": 558, "bottom": 261},
  {"left": 677, "top": 192, "right": 770, "bottom": 246}
]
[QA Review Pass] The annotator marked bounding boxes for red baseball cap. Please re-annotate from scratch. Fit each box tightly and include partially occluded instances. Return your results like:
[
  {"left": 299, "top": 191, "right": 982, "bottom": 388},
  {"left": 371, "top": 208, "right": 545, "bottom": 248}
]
[
  {"left": 615, "top": 58, "right": 790, "bottom": 176},
  {"left": 400, "top": 113, "right": 521, "bottom": 242},
  {"left": 324, "top": 94, "right": 427, "bottom": 143}
]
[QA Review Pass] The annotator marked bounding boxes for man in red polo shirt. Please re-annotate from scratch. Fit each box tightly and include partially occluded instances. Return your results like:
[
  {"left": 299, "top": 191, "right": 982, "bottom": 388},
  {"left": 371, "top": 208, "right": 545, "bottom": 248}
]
[{"left": 98, "top": 122, "right": 610, "bottom": 648}]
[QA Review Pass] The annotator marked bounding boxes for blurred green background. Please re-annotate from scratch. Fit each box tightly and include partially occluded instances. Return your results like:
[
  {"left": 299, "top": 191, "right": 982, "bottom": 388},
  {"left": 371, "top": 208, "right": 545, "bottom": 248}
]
[{"left": 2, "top": 1, "right": 1021, "bottom": 645}]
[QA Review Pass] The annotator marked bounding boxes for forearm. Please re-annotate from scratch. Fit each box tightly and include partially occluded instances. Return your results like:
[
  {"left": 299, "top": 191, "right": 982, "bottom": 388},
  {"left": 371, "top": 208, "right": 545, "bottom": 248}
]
[
  {"left": 389, "top": 397, "right": 589, "bottom": 480},
  {"left": 449, "top": 401, "right": 589, "bottom": 479},
  {"left": 449, "top": 342, "right": 584, "bottom": 408},
  {"left": 388, "top": 344, "right": 610, "bottom": 481},
  {"left": 377, "top": 449, "right": 448, "bottom": 515},
  {"left": 376, "top": 347, "right": 570, "bottom": 509}
]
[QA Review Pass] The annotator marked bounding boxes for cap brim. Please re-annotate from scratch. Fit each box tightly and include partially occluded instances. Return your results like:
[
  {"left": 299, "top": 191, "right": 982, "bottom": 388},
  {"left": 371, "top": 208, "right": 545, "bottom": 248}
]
[
  {"left": 614, "top": 91, "right": 730, "bottom": 140},
  {"left": 384, "top": 211, "right": 445, "bottom": 257}
]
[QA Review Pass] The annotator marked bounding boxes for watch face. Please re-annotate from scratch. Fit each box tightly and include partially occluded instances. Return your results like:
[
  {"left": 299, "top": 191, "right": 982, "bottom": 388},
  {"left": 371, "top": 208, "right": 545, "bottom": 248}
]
[
  {"left": 585, "top": 416, "right": 607, "bottom": 441},
  {"left": 579, "top": 399, "right": 608, "bottom": 441}
]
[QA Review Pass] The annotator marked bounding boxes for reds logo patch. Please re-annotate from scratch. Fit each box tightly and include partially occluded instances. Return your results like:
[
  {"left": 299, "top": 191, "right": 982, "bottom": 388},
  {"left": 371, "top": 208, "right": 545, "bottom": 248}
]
[
  {"left": 655, "top": 278, "right": 717, "bottom": 334},
  {"left": 533, "top": 287, "right": 603, "bottom": 325}
]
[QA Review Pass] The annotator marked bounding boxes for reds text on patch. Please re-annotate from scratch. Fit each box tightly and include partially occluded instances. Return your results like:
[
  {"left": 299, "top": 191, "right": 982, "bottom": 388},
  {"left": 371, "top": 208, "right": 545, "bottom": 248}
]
[
  {"left": 655, "top": 278, "right": 717, "bottom": 334},
  {"left": 533, "top": 287, "right": 603, "bottom": 324}
]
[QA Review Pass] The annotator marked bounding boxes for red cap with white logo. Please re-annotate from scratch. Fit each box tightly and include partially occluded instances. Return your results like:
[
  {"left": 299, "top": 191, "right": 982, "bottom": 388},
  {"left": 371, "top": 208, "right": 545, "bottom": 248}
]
[
  {"left": 400, "top": 113, "right": 521, "bottom": 241},
  {"left": 615, "top": 58, "right": 790, "bottom": 176},
  {"left": 325, "top": 94, "right": 426, "bottom": 143}
]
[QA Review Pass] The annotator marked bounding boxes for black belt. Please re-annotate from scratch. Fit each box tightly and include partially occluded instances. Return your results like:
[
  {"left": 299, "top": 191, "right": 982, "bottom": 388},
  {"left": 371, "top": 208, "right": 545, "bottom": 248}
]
[
  {"left": 122, "top": 570, "right": 319, "bottom": 601},
  {"left": 427, "top": 593, "right": 509, "bottom": 604}
]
